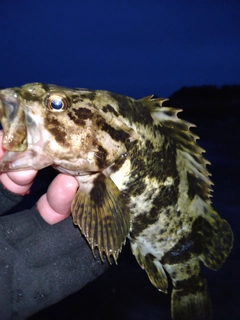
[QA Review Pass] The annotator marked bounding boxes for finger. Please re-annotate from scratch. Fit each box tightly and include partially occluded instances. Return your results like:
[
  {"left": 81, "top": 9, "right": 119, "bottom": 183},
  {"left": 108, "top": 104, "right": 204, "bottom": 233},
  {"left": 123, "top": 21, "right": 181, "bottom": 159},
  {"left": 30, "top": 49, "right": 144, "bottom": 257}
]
[
  {"left": 37, "top": 174, "right": 78, "bottom": 224},
  {"left": 0, "top": 131, "right": 37, "bottom": 194},
  {"left": 0, "top": 170, "right": 38, "bottom": 195}
]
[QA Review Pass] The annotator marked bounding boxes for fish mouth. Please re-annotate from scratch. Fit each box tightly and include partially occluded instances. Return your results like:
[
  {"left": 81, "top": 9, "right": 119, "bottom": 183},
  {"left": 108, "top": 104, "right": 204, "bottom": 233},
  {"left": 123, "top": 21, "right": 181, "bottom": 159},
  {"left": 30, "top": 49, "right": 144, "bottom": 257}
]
[
  {"left": 0, "top": 89, "right": 28, "bottom": 152},
  {"left": 0, "top": 88, "right": 30, "bottom": 172}
]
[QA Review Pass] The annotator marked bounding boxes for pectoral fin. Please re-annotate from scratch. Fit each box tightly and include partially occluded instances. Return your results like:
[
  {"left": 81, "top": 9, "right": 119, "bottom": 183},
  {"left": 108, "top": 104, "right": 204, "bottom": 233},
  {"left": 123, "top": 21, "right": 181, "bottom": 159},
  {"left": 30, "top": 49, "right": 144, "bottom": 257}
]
[{"left": 71, "top": 173, "right": 130, "bottom": 264}]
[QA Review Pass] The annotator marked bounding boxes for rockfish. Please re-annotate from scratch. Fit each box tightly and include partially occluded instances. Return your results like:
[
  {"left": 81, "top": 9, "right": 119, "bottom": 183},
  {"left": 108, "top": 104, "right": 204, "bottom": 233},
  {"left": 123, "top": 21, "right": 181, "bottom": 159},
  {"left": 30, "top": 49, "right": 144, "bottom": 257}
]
[{"left": 0, "top": 83, "right": 233, "bottom": 319}]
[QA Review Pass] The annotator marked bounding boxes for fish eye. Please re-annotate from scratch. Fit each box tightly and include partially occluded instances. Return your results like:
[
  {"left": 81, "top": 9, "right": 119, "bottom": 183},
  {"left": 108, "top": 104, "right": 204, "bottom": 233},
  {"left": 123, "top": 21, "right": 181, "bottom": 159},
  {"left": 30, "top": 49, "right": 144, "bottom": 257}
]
[
  {"left": 51, "top": 98, "right": 63, "bottom": 110},
  {"left": 45, "top": 93, "right": 69, "bottom": 112}
]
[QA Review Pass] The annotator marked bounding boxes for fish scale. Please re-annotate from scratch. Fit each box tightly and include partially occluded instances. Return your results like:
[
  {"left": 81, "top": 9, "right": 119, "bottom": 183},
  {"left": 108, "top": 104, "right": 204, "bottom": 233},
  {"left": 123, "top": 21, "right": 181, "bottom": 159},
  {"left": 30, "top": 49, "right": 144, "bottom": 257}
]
[{"left": 0, "top": 83, "right": 233, "bottom": 319}]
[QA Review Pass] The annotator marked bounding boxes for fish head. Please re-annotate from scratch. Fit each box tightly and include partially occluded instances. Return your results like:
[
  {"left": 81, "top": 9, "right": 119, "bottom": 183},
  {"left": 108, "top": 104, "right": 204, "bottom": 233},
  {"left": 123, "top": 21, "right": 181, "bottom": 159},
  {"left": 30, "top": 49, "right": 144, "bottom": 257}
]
[{"left": 0, "top": 83, "right": 136, "bottom": 173}]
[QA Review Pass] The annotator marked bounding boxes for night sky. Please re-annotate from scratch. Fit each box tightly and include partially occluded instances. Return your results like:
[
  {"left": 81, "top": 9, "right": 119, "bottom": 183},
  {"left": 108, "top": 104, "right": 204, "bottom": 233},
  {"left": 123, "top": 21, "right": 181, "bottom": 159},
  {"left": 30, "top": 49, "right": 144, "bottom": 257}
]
[{"left": 0, "top": 0, "right": 239, "bottom": 98}]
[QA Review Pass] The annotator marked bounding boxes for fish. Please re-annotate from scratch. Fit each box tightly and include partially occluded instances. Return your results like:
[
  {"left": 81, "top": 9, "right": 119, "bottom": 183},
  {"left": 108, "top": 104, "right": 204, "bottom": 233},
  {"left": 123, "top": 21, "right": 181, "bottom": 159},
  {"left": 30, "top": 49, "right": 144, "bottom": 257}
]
[{"left": 0, "top": 83, "right": 233, "bottom": 319}]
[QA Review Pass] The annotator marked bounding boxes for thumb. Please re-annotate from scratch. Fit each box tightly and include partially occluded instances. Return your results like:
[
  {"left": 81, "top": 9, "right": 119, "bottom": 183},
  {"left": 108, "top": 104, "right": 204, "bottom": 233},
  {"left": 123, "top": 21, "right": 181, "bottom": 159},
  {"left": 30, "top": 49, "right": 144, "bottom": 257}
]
[{"left": 37, "top": 173, "right": 78, "bottom": 224}]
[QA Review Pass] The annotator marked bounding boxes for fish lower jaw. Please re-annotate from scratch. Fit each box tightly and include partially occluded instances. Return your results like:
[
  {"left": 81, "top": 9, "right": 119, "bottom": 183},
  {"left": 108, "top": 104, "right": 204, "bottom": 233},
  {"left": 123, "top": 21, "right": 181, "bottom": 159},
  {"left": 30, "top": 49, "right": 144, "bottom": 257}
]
[{"left": 0, "top": 150, "right": 54, "bottom": 171}]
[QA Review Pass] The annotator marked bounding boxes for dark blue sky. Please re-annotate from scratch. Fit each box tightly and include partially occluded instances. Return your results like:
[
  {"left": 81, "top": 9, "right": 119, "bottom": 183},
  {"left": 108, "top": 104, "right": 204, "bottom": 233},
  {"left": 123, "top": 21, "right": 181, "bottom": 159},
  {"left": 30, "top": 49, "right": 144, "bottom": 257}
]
[{"left": 0, "top": 0, "right": 239, "bottom": 98}]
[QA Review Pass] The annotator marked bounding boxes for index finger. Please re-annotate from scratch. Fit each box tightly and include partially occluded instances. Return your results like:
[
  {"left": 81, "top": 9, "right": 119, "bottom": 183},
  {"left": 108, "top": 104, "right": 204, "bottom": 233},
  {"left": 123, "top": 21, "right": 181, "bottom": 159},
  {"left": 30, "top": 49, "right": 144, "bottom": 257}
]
[{"left": 0, "top": 130, "right": 37, "bottom": 194}]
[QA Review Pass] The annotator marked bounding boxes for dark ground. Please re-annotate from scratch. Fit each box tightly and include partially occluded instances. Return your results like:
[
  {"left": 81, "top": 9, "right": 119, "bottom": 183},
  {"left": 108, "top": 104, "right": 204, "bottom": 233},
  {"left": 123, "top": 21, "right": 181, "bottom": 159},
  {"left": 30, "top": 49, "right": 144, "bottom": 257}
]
[{"left": 22, "top": 113, "right": 239, "bottom": 320}]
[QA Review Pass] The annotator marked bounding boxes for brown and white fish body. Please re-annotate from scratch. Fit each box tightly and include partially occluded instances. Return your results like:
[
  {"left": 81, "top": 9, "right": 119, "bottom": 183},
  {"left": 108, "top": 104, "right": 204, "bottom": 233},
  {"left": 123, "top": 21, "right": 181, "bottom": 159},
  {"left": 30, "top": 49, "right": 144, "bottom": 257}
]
[{"left": 0, "top": 83, "right": 233, "bottom": 319}]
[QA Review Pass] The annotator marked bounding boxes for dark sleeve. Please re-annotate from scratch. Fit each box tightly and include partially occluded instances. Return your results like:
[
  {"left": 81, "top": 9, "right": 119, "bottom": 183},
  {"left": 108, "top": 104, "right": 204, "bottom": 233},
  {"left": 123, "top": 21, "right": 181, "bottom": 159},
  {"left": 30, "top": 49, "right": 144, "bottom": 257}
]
[
  {"left": 0, "top": 186, "right": 108, "bottom": 320},
  {"left": 0, "top": 182, "right": 24, "bottom": 215}
]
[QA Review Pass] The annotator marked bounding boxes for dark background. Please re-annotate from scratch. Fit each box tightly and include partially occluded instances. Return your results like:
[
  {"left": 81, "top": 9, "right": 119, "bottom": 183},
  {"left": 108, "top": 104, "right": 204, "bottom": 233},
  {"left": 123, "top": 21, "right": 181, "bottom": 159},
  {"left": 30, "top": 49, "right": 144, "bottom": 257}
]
[
  {"left": 0, "top": 0, "right": 239, "bottom": 97},
  {"left": 0, "top": 1, "right": 239, "bottom": 319}
]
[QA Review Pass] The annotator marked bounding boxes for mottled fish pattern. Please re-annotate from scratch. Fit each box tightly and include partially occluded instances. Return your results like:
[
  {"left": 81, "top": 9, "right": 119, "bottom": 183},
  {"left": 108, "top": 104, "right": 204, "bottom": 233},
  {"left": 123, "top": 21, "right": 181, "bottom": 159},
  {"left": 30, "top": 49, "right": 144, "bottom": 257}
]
[{"left": 0, "top": 83, "right": 233, "bottom": 319}]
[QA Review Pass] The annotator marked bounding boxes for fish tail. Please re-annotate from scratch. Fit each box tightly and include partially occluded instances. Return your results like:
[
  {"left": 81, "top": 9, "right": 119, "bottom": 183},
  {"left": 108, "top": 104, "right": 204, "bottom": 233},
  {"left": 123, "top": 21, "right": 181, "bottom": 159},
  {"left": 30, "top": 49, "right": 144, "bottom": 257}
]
[
  {"left": 163, "top": 259, "right": 212, "bottom": 320},
  {"left": 171, "top": 274, "right": 211, "bottom": 320}
]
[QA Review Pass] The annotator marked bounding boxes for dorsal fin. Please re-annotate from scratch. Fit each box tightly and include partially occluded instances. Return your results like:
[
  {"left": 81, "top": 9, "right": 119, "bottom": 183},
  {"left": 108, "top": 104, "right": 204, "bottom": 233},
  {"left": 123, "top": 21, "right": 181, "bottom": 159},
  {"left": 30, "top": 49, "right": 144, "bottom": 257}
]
[{"left": 139, "top": 95, "right": 213, "bottom": 202}]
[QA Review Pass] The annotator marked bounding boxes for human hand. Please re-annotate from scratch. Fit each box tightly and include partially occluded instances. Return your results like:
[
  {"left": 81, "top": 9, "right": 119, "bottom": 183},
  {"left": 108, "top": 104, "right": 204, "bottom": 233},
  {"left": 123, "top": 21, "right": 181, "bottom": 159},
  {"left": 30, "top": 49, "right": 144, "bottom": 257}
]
[
  {"left": 0, "top": 130, "right": 78, "bottom": 224},
  {"left": 0, "top": 131, "right": 108, "bottom": 319},
  {"left": 0, "top": 179, "right": 108, "bottom": 319}
]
